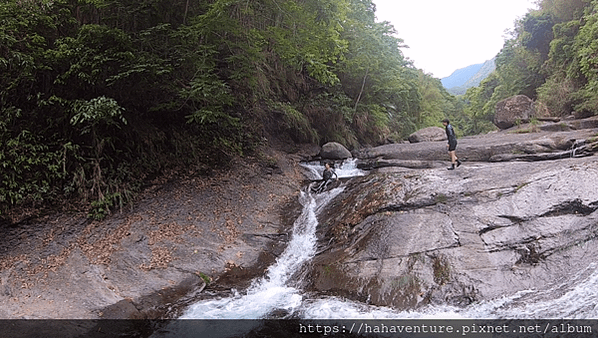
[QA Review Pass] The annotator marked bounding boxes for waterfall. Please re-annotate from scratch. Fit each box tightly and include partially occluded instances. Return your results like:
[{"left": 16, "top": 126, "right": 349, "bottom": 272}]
[
  {"left": 180, "top": 186, "right": 344, "bottom": 320},
  {"left": 298, "top": 263, "right": 598, "bottom": 320},
  {"left": 171, "top": 160, "right": 598, "bottom": 325},
  {"left": 300, "top": 158, "right": 366, "bottom": 180}
]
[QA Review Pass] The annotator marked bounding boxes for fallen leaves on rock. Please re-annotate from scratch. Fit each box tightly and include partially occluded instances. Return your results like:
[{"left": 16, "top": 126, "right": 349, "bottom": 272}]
[{"left": 139, "top": 246, "right": 174, "bottom": 271}]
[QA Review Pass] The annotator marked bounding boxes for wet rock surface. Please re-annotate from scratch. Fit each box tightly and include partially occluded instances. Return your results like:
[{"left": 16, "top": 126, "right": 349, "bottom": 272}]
[
  {"left": 307, "top": 126, "right": 598, "bottom": 310},
  {"left": 2, "top": 122, "right": 598, "bottom": 319},
  {"left": 0, "top": 148, "right": 307, "bottom": 319}
]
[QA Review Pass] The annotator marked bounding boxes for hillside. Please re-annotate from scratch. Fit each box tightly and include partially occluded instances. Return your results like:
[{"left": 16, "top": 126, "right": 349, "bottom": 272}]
[
  {"left": 1, "top": 0, "right": 456, "bottom": 219},
  {"left": 442, "top": 58, "right": 496, "bottom": 95},
  {"left": 465, "top": 0, "right": 598, "bottom": 135},
  {"left": 441, "top": 63, "right": 483, "bottom": 88}
]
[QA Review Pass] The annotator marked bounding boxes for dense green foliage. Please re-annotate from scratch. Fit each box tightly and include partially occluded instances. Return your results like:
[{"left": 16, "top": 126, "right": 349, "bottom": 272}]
[
  {"left": 463, "top": 0, "right": 598, "bottom": 134},
  {"left": 1, "top": 0, "right": 456, "bottom": 217},
  {"left": 4, "top": 0, "right": 598, "bottom": 217}
]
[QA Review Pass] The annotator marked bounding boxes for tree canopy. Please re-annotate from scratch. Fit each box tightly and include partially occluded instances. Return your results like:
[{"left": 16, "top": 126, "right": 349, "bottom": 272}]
[
  {"left": 6, "top": 0, "right": 596, "bottom": 218},
  {"left": 1, "top": 0, "right": 454, "bottom": 218},
  {"left": 463, "top": 0, "right": 598, "bottom": 134}
]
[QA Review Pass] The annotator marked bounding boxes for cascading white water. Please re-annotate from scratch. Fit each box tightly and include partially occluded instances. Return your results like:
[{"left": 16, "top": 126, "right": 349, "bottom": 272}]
[
  {"left": 298, "top": 264, "right": 598, "bottom": 319},
  {"left": 180, "top": 185, "right": 344, "bottom": 320},
  {"left": 298, "top": 263, "right": 598, "bottom": 320},
  {"left": 300, "top": 158, "right": 366, "bottom": 180},
  {"left": 178, "top": 160, "right": 598, "bottom": 322}
]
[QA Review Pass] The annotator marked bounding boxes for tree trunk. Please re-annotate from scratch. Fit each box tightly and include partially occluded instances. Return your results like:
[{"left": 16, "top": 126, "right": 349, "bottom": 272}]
[{"left": 354, "top": 67, "right": 369, "bottom": 111}]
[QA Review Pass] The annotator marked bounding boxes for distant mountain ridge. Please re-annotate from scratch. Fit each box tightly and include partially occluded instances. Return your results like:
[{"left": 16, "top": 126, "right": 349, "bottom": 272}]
[
  {"left": 441, "top": 63, "right": 484, "bottom": 88},
  {"left": 441, "top": 58, "right": 496, "bottom": 95}
]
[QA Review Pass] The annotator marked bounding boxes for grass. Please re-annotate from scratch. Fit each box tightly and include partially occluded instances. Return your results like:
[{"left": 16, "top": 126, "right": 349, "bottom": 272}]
[
  {"left": 434, "top": 193, "right": 448, "bottom": 204},
  {"left": 515, "top": 182, "right": 530, "bottom": 193},
  {"left": 198, "top": 272, "right": 211, "bottom": 285}
]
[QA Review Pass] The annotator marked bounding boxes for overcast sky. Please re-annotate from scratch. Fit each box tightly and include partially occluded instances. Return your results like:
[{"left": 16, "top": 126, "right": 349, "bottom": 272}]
[{"left": 372, "top": 0, "right": 537, "bottom": 79}]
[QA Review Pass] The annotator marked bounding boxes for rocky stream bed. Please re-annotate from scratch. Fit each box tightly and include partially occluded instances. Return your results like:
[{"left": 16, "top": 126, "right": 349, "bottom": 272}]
[{"left": 1, "top": 118, "right": 597, "bottom": 321}]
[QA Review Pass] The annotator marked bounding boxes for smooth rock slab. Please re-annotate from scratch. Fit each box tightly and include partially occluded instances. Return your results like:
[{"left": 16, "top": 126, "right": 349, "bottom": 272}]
[{"left": 307, "top": 156, "right": 598, "bottom": 309}]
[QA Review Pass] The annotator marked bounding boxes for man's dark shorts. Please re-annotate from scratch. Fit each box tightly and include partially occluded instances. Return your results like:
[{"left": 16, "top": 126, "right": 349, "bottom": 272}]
[{"left": 448, "top": 141, "right": 457, "bottom": 151}]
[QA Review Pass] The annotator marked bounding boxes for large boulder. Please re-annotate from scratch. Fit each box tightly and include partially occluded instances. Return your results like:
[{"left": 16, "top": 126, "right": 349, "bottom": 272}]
[
  {"left": 494, "top": 95, "right": 535, "bottom": 129},
  {"left": 307, "top": 156, "right": 598, "bottom": 310},
  {"left": 408, "top": 127, "right": 446, "bottom": 143},
  {"left": 320, "top": 142, "right": 352, "bottom": 160}
]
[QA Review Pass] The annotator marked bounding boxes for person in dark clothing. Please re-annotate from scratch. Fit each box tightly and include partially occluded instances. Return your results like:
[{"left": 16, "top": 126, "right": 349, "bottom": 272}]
[
  {"left": 322, "top": 162, "right": 337, "bottom": 182},
  {"left": 442, "top": 119, "right": 461, "bottom": 170},
  {"left": 312, "top": 162, "right": 338, "bottom": 193}
]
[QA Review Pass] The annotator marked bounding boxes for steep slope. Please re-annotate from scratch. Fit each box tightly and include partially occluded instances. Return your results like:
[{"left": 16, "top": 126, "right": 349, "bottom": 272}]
[
  {"left": 442, "top": 58, "right": 496, "bottom": 95},
  {"left": 440, "top": 63, "right": 483, "bottom": 89},
  {"left": 460, "top": 58, "right": 496, "bottom": 88}
]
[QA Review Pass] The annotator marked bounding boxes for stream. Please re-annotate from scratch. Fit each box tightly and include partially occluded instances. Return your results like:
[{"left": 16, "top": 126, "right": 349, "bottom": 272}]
[{"left": 153, "top": 159, "right": 598, "bottom": 336}]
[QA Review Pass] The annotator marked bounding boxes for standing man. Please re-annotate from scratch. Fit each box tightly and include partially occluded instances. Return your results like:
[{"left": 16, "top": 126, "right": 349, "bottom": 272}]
[{"left": 442, "top": 119, "right": 461, "bottom": 170}]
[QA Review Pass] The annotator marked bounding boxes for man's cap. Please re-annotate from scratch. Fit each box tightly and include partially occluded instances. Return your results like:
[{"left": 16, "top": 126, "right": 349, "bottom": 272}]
[{"left": 441, "top": 118, "right": 450, "bottom": 123}]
